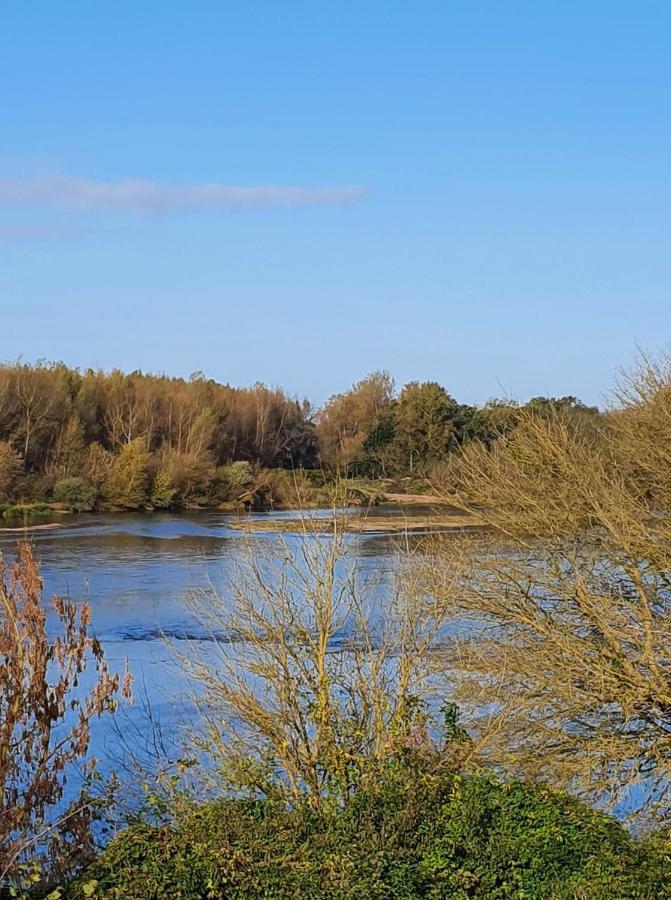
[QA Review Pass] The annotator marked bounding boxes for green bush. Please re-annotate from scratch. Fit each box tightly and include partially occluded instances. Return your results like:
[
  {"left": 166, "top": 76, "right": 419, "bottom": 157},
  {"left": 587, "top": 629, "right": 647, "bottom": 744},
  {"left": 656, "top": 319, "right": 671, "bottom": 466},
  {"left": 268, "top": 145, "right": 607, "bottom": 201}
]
[
  {"left": 149, "top": 468, "right": 177, "bottom": 510},
  {"left": 150, "top": 450, "right": 214, "bottom": 508},
  {"left": 1, "top": 502, "right": 53, "bottom": 523},
  {"left": 63, "top": 771, "right": 671, "bottom": 899},
  {"left": 53, "top": 476, "right": 98, "bottom": 512},
  {"left": 213, "top": 460, "right": 254, "bottom": 503},
  {"left": 101, "top": 440, "right": 151, "bottom": 509}
]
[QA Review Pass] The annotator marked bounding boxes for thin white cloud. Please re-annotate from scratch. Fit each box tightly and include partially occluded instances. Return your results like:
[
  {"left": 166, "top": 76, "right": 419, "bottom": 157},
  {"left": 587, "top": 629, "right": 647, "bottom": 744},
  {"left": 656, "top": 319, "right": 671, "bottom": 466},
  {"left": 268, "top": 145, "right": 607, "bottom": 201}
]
[
  {"left": 0, "top": 174, "right": 368, "bottom": 215},
  {"left": 0, "top": 223, "right": 92, "bottom": 242}
]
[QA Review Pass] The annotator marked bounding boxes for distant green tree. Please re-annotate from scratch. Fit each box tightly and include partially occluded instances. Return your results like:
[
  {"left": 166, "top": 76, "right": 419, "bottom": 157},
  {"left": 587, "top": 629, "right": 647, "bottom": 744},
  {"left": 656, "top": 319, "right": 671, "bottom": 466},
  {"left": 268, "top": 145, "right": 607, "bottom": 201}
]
[
  {"left": 460, "top": 396, "right": 598, "bottom": 448},
  {"left": 102, "top": 439, "right": 151, "bottom": 509},
  {"left": 361, "top": 415, "right": 396, "bottom": 476},
  {"left": 85, "top": 442, "right": 115, "bottom": 492},
  {"left": 151, "top": 448, "right": 215, "bottom": 508},
  {"left": 52, "top": 416, "right": 88, "bottom": 478},
  {"left": 281, "top": 403, "right": 318, "bottom": 469},
  {"left": 214, "top": 460, "right": 254, "bottom": 502},
  {"left": 149, "top": 469, "right": 177, "bottom": 510},
  {"left": 53, "top": 476, "right": 98, "bottom": 512},
  {"left": 522, "top": 396, "right": 601, "bottom": 443},
  {"left": 526, "top": 395, "right": 597, "bottom": 415},
  {"left": 461, "top": 398, "right": 521, "bottom": 445},
  {"left": 392, "top": 382, "right": 462, "bottom": 473},
  {"left": 0, "top": 441, "right": 21, "bottom": 502}
]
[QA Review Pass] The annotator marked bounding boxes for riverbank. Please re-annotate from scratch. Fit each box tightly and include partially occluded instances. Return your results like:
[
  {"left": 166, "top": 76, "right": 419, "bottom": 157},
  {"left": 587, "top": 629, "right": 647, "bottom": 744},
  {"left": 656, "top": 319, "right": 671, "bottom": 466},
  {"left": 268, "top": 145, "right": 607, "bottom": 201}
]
[
  {"left": 0, "top": 505, "right": 480, "bottom": 537},
  {"left": 0, "top": 501, "right": 71, "bottom": 529},
  {"left": 0, "top": 520, "right": 64, "bottom": 532},
  {"left": 0, "top": 482, "right": 452, "bottom": 529}
]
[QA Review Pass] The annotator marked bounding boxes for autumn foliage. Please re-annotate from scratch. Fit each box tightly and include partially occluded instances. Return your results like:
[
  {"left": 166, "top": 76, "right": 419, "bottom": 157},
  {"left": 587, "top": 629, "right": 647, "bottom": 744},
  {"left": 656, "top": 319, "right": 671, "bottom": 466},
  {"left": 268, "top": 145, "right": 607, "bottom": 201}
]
[
  {"left": 0, "top": 360, "right": 599, "bottom": 511},
  {"left": 0, "top": 362, "right": 317, "bottom": 510},
  {"left": 426, "top": 354, "right": 671, "bottom": 819},
  {"left": 0, "top": 543, "right": 129, "bottom": 889}
]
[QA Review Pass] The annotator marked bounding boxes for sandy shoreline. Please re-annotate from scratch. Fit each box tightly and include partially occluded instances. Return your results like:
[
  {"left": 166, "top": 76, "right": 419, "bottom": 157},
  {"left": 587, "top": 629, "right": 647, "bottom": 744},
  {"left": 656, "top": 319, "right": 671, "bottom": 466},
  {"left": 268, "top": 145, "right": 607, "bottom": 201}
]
[
  {"left": 0, "top": 521, "right": 65, "bottom": 533},
  {"left": 229, "top": 513, "right": 485, "bottom": 535}
]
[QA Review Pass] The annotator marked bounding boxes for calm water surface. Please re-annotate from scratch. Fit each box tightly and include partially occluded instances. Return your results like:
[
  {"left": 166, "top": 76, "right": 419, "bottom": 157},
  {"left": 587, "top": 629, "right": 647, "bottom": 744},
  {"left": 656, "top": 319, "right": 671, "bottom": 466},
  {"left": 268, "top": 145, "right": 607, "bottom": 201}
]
[{"left": 0, "top": 510, "right": 406, "bottom": 777}]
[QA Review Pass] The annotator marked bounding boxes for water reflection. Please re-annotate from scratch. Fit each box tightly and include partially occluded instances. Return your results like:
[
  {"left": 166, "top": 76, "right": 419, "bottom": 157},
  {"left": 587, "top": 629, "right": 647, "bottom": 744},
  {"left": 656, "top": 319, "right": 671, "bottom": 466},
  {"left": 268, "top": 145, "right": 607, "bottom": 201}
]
[{"left": 0, "top": 511, "right": 408, "bottom": 773}]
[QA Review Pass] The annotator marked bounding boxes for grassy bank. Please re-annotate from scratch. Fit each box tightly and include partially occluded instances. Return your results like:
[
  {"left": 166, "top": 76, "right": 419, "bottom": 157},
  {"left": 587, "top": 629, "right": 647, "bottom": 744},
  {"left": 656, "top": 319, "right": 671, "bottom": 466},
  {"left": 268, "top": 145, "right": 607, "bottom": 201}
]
[{"left": 0, "top": 502, "right": 64, "bottom": 526}]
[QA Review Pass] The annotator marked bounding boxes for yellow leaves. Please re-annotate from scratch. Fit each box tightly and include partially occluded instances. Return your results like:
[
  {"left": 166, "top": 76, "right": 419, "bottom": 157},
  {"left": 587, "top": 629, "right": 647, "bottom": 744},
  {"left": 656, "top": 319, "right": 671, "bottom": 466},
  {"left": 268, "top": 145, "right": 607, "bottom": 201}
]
[{"left": 428, "top": 363, "right": 671, "bottom": 820}]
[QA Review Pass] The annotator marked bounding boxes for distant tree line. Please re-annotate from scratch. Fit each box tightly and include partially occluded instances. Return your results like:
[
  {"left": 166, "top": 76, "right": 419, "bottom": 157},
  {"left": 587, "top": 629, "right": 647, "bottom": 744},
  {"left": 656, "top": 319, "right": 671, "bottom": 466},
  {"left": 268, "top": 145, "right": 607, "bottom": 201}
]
[
  {"left": 0, "top": 361, "right": 598, "bottom": 510},
  {"left": 315, "top": 370, "right": 598, "bottom": 478}
]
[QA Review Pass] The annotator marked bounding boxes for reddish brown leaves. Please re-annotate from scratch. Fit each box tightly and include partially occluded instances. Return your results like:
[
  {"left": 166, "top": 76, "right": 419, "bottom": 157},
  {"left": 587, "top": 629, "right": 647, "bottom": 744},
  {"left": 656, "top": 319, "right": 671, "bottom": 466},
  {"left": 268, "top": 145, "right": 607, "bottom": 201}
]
[{"left": 0, "top": 542, "right": 131, "bottom": 886}]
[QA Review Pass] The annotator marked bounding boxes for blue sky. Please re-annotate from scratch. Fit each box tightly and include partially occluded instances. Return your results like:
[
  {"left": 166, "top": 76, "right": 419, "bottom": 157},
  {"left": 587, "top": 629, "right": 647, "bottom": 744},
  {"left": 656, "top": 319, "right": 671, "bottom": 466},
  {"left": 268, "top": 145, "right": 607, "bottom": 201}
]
[{"left": 1, "top": 2, "right": 670, "bottom": 407}]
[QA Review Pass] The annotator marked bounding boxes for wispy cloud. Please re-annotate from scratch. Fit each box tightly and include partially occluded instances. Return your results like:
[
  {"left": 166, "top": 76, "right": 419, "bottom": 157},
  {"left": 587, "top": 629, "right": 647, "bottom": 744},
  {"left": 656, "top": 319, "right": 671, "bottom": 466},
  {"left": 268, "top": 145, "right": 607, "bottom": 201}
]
[
  {"left": 0, "top": 223, "right": 93, "bottom": 242},
  {"left": 0, "top": 174, "right": 368, "bottom": 215}
]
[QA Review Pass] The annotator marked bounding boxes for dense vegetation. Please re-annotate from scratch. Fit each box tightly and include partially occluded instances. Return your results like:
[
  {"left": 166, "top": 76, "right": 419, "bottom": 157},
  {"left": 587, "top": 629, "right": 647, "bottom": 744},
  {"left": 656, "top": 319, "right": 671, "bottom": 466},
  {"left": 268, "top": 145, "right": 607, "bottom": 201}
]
[
  {"left": 0, "top": 361, "right": 596, "bottom": 512},
  {"left": 64, "top": 769, "right": 670, "bottom": 899}
]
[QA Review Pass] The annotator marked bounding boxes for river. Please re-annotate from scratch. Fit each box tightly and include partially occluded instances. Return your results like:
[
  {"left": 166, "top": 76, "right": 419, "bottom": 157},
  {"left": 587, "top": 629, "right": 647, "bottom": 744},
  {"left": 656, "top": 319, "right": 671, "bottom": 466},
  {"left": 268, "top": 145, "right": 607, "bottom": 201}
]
[
  {"left": 0, "top": 510, "right": 408, "bottom": 790},
  {"left": 0, "top": 510, "right": 648, "bottom": 822}
]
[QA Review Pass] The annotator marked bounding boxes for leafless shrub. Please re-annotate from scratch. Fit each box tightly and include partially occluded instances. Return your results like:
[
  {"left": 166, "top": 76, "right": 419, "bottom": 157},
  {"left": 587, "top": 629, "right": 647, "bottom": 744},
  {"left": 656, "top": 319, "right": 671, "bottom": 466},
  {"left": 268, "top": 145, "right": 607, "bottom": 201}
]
[
  {"left": 425, "top": 355, "right": 671, "bottom": 819},
  {"left": 176, "top": 512, "right": 471, "bottom": 808}
]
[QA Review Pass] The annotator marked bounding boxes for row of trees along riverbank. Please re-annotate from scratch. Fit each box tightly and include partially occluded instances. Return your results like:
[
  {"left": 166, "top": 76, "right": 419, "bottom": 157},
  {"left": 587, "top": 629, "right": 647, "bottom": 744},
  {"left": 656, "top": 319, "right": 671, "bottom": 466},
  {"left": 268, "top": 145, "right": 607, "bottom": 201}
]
[{"left": 0, "top": 361, "right": 597, "bottom": 513}]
